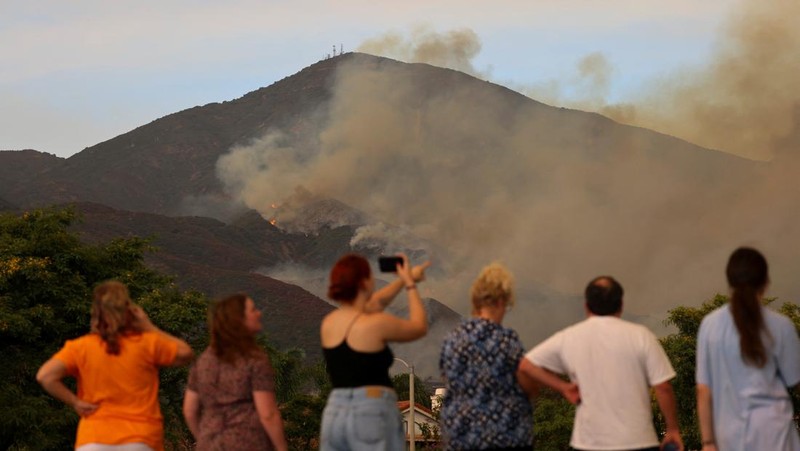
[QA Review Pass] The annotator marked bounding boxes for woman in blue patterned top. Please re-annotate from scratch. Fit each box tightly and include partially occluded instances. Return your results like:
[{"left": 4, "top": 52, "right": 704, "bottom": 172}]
[{"left": 439, "top": 263, "right": 539, "bottom": 451}]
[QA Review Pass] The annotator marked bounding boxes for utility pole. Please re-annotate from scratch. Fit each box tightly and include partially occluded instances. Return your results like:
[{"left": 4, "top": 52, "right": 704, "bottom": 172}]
[{"left": 395, "top": 358, "right": 415, "bottom": 451}]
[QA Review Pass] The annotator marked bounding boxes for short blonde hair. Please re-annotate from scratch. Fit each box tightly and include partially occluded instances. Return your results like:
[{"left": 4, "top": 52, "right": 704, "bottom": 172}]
[{"left": 470, "top": 262, "right": 515, "bottom": 313}]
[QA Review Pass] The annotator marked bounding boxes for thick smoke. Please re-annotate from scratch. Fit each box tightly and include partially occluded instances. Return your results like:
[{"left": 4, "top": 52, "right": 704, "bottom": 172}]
[
  {"left": 626, "top": 0, "right": 800, "bottom": 160},
  {"left": 358, "top": 26, "right": 486, "bottom": 78},
  {"left": 559, "top": 0, "right": 800, "bottom": 161},
  {"left": 526, "top": 52, "right": 615, "bottom": 113},
  {"left": 216, "top": 2, "right": 800, "bottom": 352}
]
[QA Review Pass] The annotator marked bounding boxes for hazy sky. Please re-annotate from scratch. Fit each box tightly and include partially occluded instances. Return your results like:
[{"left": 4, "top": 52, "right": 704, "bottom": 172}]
[{"left": 0, "top": 0, "right": 737, "bottom": 158}]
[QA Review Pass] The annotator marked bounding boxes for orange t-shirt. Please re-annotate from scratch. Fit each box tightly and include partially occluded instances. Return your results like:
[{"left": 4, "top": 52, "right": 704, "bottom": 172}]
[{"left": 53, "top": 332, "right": 178, "bottom": 450}]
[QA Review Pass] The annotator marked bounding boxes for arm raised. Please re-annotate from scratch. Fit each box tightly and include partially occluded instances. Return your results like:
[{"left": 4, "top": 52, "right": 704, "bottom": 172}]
[
  {"left": 365, "top": 260, "right": 431, "bottom": 313},
  {"left": 132, "top": 305, "right": 194, "bottom": 366},
  {"left": 374, "top": 255, "right": 428, "bottom": 342}
]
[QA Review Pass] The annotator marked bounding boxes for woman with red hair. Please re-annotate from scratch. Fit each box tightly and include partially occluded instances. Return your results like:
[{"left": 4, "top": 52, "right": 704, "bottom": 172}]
[
  {"left": 183, "top": 293, "right": 288, "bottom": 451},
  {"left": 320, "top": 253, "right": 430, "bottom": 451}
]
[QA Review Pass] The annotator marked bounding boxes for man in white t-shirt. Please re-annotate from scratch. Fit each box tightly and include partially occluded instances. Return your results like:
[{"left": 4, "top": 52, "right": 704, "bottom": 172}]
[{"left": 519, "top": 276, "right": 683, "bottom": 451}]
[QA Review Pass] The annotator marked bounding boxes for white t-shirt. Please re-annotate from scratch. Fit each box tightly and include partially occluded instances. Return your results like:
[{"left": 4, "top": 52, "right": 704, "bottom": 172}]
[{"left": 526, "top": 315, "right": 675, "bottom": 450}]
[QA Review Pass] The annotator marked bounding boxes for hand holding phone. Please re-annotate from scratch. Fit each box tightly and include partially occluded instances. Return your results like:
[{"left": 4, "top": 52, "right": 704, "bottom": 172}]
[{"left": 378, "top": 256, "right": 403, "bottom": 273}]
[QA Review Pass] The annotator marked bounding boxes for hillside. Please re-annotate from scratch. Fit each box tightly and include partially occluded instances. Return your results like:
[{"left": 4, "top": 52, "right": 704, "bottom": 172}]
[
  {"left": 0, "top": 198, "right": 16, "bottom": 211},
  {"left": 387, "top": 297, "right": 464, "bottom": 381},
  {"left": 0, "top": 149, "right": 63, "bottom": 196},
  {"left": 67, "top": 202, "right": 462, "bottom": 366},
  {"left": 0, "top": 56, "right": 342, "bottom": 215},
  {"left": 0, "top": 53, "right": 755, "bottom": 217},
  {"left": 0, "top": 52, "right": 778, "bottom": 358},
  {"left": 70, "top": 202, "right": 341, "bottom": 356}
]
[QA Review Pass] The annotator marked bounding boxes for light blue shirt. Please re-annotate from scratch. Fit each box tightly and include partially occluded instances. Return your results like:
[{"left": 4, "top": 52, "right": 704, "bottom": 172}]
[{"left": 696, "top": 305, "right": 800, "bottom": 451}]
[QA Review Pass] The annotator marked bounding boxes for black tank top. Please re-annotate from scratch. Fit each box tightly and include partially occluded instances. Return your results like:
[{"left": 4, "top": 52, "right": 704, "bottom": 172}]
[{"left": 322, "top": 314, "right": 394, "bottom": 388}]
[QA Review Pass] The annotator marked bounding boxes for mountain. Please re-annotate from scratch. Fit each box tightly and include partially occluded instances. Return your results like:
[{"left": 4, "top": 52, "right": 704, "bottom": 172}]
[
  {"left": 0, "top": 56, "right": 342, "bottom": 215},
  {"left": 0, "top": 52, "right": 773, "bottom": 364},
  {"left": 0, "top": 53, "right": 755, "bottom": 217},
  {"left": 68, "top": 202, "right": 357, "bottom": 356},
  {"left": 387, "top": 298, "right": 463, "bottom": 381},
  {"left": 0, "top": 197, "right": 16, "bottom": 211},
  {"left": 0, "top": 149, "right": 63, "bottom": 198}
]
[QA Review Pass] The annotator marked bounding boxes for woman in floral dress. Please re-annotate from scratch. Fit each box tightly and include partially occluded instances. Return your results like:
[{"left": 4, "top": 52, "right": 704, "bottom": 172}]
[
  {"left": 183, "top": 294, "right": 288, "bottom": 451},
  {"left": 439, "top": 263, "right": 539, "bottom": 451}
]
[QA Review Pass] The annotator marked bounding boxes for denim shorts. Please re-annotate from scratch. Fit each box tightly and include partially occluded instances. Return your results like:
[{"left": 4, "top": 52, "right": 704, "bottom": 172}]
[{"left": 320, "top": 386, "right": 404, "bottom": 451}]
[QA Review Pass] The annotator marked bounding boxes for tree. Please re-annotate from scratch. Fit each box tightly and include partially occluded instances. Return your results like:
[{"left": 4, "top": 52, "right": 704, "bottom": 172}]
[
  {"left": 533, "top": 387, "right": 575, "bottom": 450},
  {"left": 392, "top": 373, "right": 432, "bottom": 409},
  {"left": 281, "top": 394, "right": 327, "bottom": 450},
  {"left": 658, "top": 294, "right": 800, "bottom": 450},
  {"left": 652, "top": 294, "right": 725, "bottom": 449},
  {"left": 0, "top": 207, "right": 339, "bottom": 450},
  {"left": 0, "top": 208, "right": 208, "bottom": 450}
]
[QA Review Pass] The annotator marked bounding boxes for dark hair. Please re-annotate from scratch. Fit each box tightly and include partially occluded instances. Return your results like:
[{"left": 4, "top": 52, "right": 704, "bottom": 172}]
[
  {"left": 726, "top": 247, "right": 770, "bottom": 367},
  {"left": 91, "top": 281, "right": 139, "bottom": 355},
  {"left": 328, "top": 254, "right": 371, "bottom": 303},
  {"left": 210, "top": 294, "right": 262, "bottom": 364},
  {"left": 585, "top": 276, "right": 623, "bottom": 316}
]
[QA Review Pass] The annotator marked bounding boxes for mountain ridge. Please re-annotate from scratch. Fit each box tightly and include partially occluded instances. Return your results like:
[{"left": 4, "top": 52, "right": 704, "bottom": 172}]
[
  {"left": 0, "top": 53, "right": 756, "bottom": 216},
  {"left": 0, "top": 52, "right": 776, "bottom": 369}
]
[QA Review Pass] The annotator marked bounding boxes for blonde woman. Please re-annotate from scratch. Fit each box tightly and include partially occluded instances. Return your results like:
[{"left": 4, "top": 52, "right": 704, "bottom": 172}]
[
  {"left": 36, "top": 281, "right": 193, "bottom": 451},
  {"left": 439, "top": 263, "right": 538, "bottom": 451}
]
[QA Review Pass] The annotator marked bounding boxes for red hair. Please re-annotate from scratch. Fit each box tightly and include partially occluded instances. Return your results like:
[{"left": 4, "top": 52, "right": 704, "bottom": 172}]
[{"left": 328, "top": 254, "right": 371, "bottom": 303}]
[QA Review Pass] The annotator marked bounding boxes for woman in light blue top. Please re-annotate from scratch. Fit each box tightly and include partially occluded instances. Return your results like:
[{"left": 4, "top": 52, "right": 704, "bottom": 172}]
[{"left": 696, "top": 247, "right": 800, "bottom": 451}]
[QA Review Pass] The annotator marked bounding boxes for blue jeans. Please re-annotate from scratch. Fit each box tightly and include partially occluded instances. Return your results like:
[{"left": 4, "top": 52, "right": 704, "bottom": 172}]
[{"left": 320, "top": 387, "right": 404, "bottom": 451}]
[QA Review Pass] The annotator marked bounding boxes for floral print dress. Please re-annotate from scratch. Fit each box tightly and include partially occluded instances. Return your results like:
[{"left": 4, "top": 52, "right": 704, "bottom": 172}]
[
  {"left": 439, "top": 318, "right": 533, "bottom": 450},
  {"left": 187, "top": 349, "right": 276, "bottom": 451}
]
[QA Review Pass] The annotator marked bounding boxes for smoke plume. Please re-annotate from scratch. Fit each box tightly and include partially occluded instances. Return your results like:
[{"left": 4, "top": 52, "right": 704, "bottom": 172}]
[
  {"left": 215, "top": 0, "right": 800, "bottom": 351},
  {"left": 358, "top": 26, "right": 486, "bottom": 78},
  {"left": 564, "top": 0, "right": 800, "bottom": 161}
]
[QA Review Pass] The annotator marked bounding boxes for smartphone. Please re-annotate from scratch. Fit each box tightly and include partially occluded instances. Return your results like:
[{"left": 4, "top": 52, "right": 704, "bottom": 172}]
[{"left": 378, "top": 256, "right": 403, "bottom": 273}]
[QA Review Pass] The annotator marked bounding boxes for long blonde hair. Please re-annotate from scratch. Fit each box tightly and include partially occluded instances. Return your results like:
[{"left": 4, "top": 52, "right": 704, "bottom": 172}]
[{"left": 91, "top": 281, "right": 139, "bottom": 355}]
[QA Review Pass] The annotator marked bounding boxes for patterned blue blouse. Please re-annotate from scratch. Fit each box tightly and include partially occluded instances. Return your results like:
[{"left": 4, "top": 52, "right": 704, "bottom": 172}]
[{"left": 439, "top": 317, "right": 533, "bottom": 450}]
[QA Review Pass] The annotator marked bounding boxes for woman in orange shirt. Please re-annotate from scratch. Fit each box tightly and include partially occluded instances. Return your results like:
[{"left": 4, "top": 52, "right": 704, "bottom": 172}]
[{"left": 36, "top": 281, "right": 194, "bottom": 451}]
